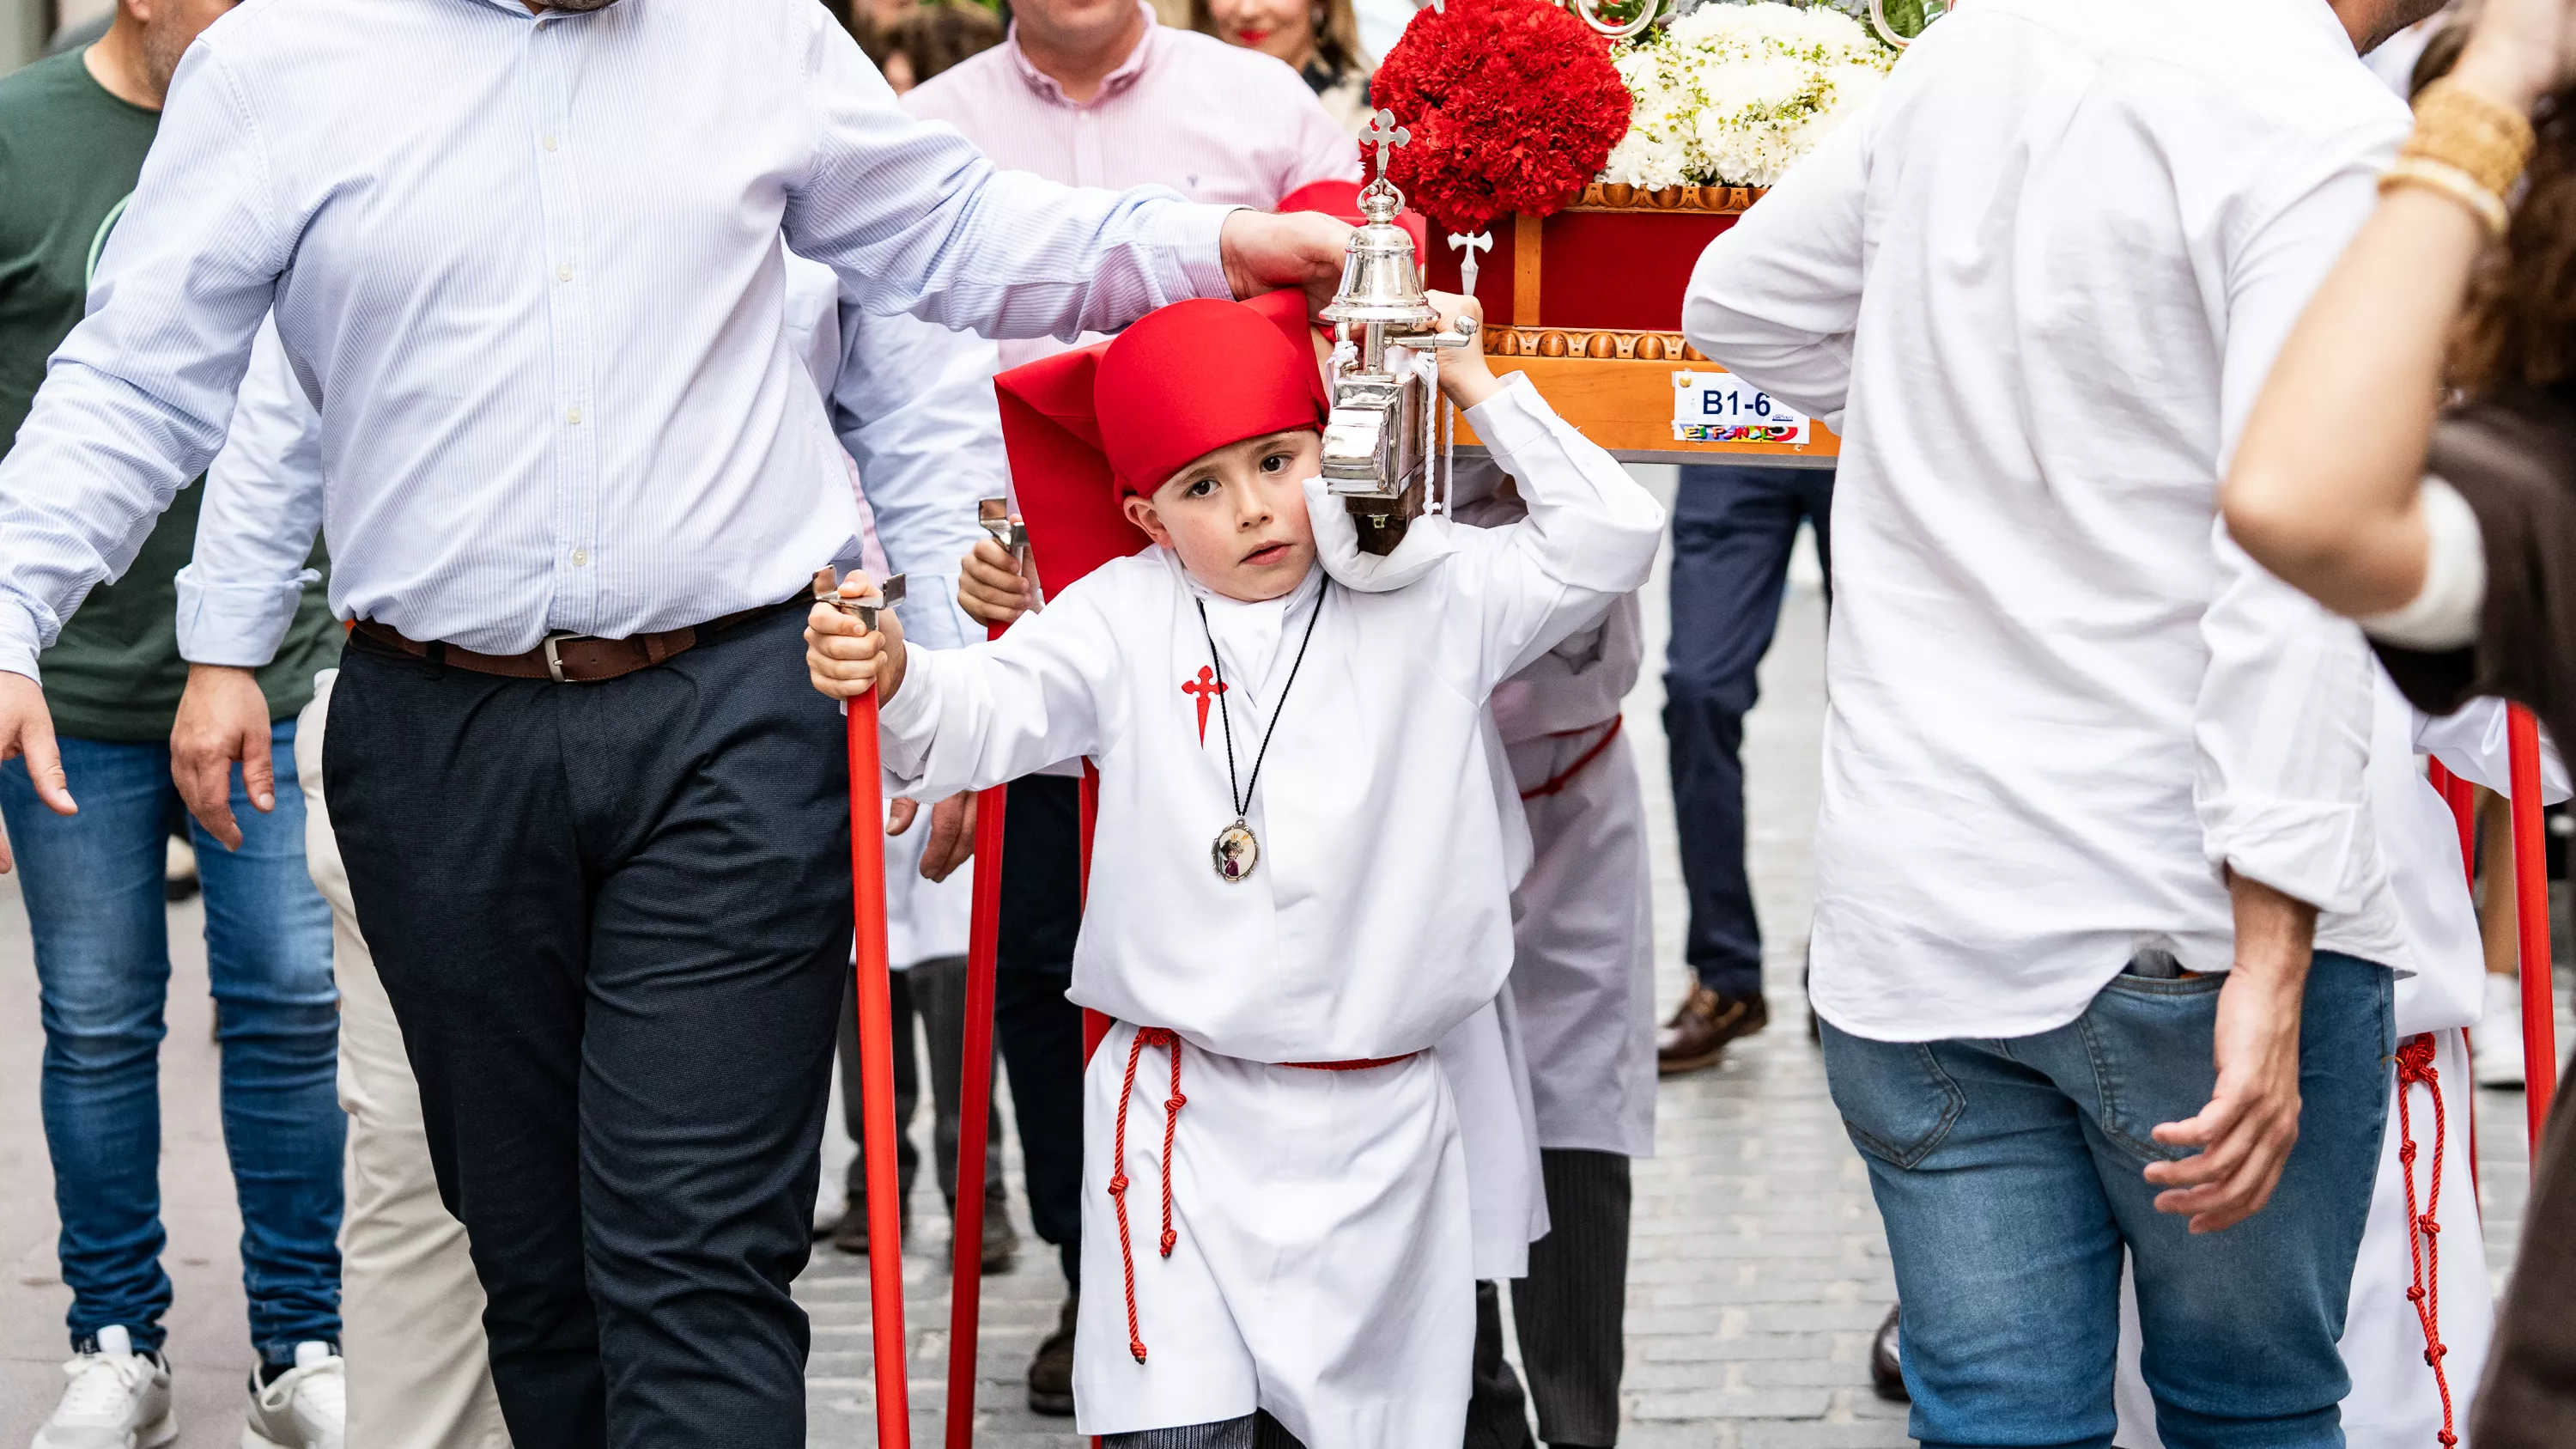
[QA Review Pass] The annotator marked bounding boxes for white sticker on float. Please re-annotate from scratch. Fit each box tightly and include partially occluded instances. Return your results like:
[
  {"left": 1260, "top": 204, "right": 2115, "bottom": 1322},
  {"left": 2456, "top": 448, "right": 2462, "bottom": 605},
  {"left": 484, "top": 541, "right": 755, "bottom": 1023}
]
[{"left": 1672, "top": 371, "right": 1808, "bottom": 446}]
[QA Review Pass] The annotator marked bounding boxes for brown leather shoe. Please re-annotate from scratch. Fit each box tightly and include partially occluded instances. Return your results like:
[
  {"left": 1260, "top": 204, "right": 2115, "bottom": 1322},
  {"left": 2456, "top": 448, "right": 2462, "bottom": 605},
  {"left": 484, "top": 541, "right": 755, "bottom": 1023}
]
[
  {"left": 826, "top": 1184, "right": 912, "bottom": 1257},
  {"left": 944, "top": 1194, "right": 1021, "bottom": 1274},
  {"left": 1027, "top": 1291, "right": 1077, "bottom": 1416},
  {"left": 1870, "top": 1303, "right": 1907, "bottom": 1402},
  {"left": 1656, "top": 983, "right": 1768, "bottom": 1075}
]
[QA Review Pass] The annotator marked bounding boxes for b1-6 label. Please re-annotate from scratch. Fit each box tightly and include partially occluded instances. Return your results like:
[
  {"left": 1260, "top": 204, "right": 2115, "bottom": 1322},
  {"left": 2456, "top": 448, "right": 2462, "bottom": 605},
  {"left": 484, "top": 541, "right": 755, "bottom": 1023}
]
[{"left": 1673, "top": 371, "right": 1808, "bottom": 446}]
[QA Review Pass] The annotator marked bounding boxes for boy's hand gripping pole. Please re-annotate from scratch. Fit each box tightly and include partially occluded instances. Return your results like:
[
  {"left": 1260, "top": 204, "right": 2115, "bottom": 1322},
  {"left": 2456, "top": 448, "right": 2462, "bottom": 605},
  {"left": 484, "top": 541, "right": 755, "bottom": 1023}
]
[{"left": 820, "top": 569, "right": 914, "bottom": 1448}]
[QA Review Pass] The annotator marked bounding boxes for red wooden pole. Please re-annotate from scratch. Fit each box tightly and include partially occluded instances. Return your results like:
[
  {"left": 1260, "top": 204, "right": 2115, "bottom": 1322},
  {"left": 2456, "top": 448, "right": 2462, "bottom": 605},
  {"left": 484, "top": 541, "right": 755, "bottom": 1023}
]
[
  {"left": 1078, "top": 760, "right": 1105, "bottom": 1449},
  {"left": 1079, "top": 764, "right": 1110, "bottom": 1064},
  {"left": 943, "top": 783, "right": 1012, "bottom": 1449},
  {"left": 848, "top": 687, "right": 913, "bottom": 1449},
  {"left": 2508, "top": 705, "right": 2558, "bottom": 1156}
]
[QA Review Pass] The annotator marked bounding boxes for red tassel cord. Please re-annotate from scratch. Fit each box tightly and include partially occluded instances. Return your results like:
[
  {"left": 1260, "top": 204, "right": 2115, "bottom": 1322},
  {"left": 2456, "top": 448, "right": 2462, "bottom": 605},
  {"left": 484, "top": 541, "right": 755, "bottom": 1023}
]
[
  {"left": 1109, "top": 1027, "right": 1186, "bottom": 1364},
  {"left": 2393, "top": 1033, "right": 2457, "bottom": 1449}
]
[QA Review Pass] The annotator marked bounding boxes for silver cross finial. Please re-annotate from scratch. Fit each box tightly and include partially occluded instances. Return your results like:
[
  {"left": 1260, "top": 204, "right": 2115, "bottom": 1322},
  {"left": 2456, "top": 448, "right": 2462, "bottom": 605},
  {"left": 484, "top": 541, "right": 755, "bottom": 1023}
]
[
  {"left": 1359, "top": 108, "right": 1411, "bottom": 185},
  {"left": 1448, "top": 230, "right": 1492, "bottom": 295}
]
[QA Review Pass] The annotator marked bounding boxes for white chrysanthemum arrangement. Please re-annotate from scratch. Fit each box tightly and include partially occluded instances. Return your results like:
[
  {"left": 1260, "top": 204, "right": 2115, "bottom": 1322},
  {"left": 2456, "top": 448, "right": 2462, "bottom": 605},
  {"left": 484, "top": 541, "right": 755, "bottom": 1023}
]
[{"left": 1599, "top": 2, "right": 1895, "bottom": 191}]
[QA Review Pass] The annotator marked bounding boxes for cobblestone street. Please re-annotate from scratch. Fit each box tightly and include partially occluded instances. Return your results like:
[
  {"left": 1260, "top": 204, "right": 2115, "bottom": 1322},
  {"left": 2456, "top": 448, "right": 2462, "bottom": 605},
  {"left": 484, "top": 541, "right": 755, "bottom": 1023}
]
[{"left": 0, "top": 467, "right": 2564, "bottom": 1449}]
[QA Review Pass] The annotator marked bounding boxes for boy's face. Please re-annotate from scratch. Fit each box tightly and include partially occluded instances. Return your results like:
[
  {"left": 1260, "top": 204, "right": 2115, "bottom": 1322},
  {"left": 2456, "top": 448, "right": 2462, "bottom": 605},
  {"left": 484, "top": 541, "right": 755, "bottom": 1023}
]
[{"left": 1121, "top": 429, "right": 1321, "bottom": 602}]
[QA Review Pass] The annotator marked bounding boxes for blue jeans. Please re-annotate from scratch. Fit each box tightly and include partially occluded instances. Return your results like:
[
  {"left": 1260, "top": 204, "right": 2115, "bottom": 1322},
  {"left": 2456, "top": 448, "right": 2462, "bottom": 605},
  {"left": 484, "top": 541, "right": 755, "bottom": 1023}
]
[
  {"left": 1, "top": 724, "right": 343, "bottom": 1362},
  {"left": 1663, "top": 464, "right": 1832, "bottom": 998},
  {"left": 1820, "top": 953, "right": 2392, "bottom": 1449}
]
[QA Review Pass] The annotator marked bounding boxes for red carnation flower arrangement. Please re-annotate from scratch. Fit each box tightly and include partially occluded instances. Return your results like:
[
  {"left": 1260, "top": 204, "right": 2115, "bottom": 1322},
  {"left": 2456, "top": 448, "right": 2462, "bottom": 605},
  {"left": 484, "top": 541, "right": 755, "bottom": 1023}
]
[{"left": 1372, "top": 0, "right": 1633, "bottom": 236}]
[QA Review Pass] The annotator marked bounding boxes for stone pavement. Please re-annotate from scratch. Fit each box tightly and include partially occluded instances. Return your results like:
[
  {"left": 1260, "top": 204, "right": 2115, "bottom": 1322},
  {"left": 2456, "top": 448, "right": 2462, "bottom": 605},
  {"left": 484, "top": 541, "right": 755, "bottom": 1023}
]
[{"left": 0, "top": 466, "right": 2566, "bottom": 1449}]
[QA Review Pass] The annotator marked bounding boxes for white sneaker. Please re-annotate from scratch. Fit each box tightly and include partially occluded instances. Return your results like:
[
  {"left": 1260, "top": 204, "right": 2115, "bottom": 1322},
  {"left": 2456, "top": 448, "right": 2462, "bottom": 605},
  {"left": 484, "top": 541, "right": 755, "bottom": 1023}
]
[
  {"left": 240, "top": 1342, "right": 343, "bottom": 1449},
  {"left": 30, "top": 1325, "right": 176, "bottom": 1449},
  {"left": 2478, "top": 972, "right": 2529, "bottom": 1089}
]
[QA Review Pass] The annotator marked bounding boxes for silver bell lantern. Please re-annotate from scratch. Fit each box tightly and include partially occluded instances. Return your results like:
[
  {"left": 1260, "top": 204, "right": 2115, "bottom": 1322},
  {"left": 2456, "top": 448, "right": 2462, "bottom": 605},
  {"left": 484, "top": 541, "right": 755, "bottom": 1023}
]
[{"left": 1318, "top": 110, "right": 1480, "bottom": 557}]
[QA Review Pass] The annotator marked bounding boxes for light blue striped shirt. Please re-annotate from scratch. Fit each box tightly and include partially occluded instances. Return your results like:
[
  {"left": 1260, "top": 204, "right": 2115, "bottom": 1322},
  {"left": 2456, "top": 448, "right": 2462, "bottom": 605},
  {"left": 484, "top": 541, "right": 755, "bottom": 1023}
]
[{"left": 0, "top": 0, "right": 1230, "bottom": 676}]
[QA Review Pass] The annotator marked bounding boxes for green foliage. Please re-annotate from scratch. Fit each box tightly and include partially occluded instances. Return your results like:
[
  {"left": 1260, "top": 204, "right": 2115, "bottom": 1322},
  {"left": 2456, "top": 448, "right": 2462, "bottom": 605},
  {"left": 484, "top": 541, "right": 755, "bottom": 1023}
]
[{"left": 1874, "top": 0, "right": 1931, "bottom": 39}]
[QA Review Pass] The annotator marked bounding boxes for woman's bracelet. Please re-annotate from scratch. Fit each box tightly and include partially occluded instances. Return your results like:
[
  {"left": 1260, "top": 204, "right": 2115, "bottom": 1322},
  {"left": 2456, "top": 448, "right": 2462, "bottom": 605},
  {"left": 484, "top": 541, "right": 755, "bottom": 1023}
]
[
  {"left": 2385, "top": 76, "right": 2536, "bottom": 239},
  {"left": 2380, "top": 156, "right": 2513, "bottom": 240},
  {"left": 2406, "top": 76, "right": 2537, "bottom": 195}
]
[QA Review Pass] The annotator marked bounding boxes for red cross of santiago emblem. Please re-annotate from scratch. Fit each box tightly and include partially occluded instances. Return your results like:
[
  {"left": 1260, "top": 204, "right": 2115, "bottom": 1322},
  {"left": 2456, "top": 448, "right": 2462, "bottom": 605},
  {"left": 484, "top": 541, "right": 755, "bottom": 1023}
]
[{"left": 1182, "top": 667, "right": 1227, "bottom": 745}]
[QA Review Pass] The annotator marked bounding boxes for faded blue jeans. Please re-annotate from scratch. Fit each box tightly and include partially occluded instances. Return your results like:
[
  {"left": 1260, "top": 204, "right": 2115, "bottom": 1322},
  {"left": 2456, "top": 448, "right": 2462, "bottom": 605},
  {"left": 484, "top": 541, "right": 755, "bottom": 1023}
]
[
  {"left": 1820, "top": 952, "right": 2392, "bottom": 1449},
  {"left": 0, "top": 723, "right": 343, "bottom": 1363}
]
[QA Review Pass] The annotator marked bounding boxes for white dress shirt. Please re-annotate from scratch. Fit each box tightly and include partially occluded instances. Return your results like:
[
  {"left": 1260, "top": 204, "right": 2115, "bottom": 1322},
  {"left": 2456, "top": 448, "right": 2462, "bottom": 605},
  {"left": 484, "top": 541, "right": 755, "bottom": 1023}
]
[
  {"left": 0, "top": 0, "right": 1231, "bottom": 680},
  {"left": 1684, "top": 0, "right": 2410, "bottom": 1040}
]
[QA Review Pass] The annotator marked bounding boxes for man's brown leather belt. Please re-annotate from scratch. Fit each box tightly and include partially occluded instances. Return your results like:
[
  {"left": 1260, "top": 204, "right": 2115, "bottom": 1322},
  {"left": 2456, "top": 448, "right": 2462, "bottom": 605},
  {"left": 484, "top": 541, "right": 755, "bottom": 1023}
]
[{"left": 350, "top": 599, "right": 798, "bottom": 684}]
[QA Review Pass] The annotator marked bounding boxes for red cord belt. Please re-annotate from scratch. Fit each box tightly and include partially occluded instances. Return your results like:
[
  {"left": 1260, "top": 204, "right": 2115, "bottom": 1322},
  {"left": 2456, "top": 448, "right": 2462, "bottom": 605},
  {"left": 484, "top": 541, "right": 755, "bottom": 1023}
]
[
  {"left": 1109, "top": 1027, "right": 1415, "bottom": 1363},
  {"left": 1520, "top": 715, "right": 1623, "bottom": 801},
  {"left": 2393, "top": 1032, "right": 2458, "bottom": 1447}
]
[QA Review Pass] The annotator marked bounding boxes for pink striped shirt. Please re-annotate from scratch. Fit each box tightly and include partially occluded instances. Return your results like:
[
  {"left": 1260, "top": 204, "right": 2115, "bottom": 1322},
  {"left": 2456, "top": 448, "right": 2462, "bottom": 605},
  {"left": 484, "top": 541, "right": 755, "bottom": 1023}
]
[{"left": 904, "top": 6, "right": 1360, "bottom": 369}]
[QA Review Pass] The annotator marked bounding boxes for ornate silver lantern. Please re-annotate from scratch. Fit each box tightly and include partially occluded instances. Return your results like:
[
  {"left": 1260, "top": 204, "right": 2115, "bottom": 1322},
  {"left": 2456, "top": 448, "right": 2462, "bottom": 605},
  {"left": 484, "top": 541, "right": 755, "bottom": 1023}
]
[{"left": 1319, "top": 111, "right": 1480, "bottom": 556}]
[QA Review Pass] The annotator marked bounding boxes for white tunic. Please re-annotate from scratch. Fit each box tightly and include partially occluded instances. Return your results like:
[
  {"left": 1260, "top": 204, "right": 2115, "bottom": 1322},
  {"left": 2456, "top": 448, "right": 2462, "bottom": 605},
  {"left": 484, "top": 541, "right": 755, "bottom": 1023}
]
[
  {"left": 878, "top": 375, "right": 1663, "bottom": 1062},
  {"left": 879, "top": 375, "right": 1663, "bottom": 1442}
]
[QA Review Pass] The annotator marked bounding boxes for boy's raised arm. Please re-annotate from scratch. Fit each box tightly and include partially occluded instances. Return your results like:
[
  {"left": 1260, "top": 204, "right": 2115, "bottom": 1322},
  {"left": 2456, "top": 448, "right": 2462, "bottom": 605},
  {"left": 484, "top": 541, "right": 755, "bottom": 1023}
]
[
  {"left": 1441, "top": 374, "right": 1667, "bottom": 693},
  {"left": 869, "top": 587, "right": 1118, "bottom": 801}
]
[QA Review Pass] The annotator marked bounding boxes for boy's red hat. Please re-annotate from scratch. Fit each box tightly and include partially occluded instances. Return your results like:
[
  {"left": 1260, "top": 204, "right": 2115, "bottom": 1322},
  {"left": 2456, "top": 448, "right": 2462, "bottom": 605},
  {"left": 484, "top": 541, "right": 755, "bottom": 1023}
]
[{"left": 993, "top": 289, "right": 1327, "bottom": 600}]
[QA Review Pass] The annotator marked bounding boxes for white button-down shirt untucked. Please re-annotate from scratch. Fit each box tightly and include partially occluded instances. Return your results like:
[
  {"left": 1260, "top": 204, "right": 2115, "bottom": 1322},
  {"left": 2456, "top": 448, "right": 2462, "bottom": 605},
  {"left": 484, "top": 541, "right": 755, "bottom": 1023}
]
[
  {"left": 1685, "top": 0, "right": 2410, "bottom": 1042},
  {"left": 0, "top": 0, "right": 1230, "bottom": 674}
]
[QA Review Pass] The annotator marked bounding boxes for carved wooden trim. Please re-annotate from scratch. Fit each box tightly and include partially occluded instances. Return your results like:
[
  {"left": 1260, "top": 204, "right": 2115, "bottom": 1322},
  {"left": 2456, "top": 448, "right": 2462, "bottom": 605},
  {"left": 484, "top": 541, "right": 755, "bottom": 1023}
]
[
  {"left": 1563, "top": 183, "right": 1768, "bottom": 214},
  {"left": 1485, "top": 326, "right": 1708, "bottom": 362}
]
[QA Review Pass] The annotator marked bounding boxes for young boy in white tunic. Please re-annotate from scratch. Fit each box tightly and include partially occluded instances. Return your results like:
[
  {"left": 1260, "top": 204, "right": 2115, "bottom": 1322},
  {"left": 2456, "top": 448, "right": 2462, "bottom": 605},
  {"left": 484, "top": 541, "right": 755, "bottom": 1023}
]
[{"left": 805, "top": 290, "right": 1663, "bottom": 1447}]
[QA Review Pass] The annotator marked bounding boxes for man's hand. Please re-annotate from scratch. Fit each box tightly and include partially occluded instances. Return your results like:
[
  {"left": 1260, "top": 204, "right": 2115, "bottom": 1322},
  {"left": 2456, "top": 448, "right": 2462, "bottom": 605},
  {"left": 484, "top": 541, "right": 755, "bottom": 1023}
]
[
  {"left": 2144, "top": 874, "right": 2318, "bottom": 1233},
  {"left": 920, "top": 793, "right": 975, "bottom": 882},
  {"left": 958, "top": 537, "right": 1033, "bottom": 631},
  {"left": 172, "top": 664, "right": 276, "bottom": 851},
  {"left": 884, "top": 792, "right": 976, "bottom": 880},
  {"left": 0, "top": 672, "right": 75, "bottom": 870},
  {"left": 2458, "top": 0, "right": 2576, "bottom": 112},
  {"left": 805, "top": 581, "right": 908, "bottom": 703},
  {"left": 1219, "top": 210, "right": 1355, "bottom": 317}
]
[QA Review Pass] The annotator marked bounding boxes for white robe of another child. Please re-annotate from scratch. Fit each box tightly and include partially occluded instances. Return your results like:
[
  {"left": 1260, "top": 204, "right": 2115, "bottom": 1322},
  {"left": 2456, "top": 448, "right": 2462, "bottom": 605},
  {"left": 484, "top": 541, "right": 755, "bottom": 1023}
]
[
  {"left": 877, "top": 374, "right": 1664, "bottom": 1445},
  {"left": 2114, "top": 679, "right": 2570, "bottom": 1448},
  {"left": 1456, "top": 466, "right": 1657, "bottom": 1160}
]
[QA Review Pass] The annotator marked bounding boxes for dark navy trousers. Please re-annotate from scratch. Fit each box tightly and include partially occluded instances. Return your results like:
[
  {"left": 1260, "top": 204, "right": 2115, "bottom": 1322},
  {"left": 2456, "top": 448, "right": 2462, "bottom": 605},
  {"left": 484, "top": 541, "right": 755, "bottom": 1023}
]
[
  {"left": 325, "top": 606, "right": 848, "bottom": 1449},
  {"left": 1662, "top": 464, "right": 1833, "bottom": 998}
]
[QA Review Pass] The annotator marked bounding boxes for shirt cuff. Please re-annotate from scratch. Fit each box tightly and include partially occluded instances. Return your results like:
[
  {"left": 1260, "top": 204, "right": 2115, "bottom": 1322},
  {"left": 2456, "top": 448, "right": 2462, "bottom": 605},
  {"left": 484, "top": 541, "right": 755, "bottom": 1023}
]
[
  {"left": 174, "top": 566, "right": 317, "bottom": 667},
  {"left": 0, "top": 603, "right": 42, "bottom": 688},
  {"left": 877, "top": 641, "right": 938, "bottom": 778},
  {"left": 1176, "top": 204, "right": 1237, "bottom": 302},
  {"left": 1463, "top": 372, "right": 1549, "bottom": 456},
  {"left": 2204, "top": 799, "right": 2378, "bottom": 916},
  {"left": 2360, "top": 476, "right": 2485, "bottom": 652}
]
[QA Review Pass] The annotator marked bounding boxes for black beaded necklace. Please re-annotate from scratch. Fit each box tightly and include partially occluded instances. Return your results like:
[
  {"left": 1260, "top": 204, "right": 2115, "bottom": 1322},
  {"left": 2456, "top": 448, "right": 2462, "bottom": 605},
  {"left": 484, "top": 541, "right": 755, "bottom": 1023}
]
[{"left": 1193, "top": 580, "right": 1327, "bottom": 884}]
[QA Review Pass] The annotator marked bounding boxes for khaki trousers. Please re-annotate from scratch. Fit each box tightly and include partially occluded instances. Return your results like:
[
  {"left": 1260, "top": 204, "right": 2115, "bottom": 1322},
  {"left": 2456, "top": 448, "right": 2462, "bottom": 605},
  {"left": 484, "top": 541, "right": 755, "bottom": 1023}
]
[{"left": 299, "top": 674, "right": 513, "bottom": 1449}]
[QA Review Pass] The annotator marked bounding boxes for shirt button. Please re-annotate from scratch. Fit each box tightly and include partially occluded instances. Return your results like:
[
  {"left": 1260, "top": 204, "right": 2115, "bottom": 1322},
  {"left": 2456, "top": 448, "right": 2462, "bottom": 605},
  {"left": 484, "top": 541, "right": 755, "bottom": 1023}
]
[
  {"left": 544, "top": 134, "right": 560, "bottom": 151},
  {"left": 556, "top": 265, "right": 574, "bottom": 282},
  {"left": 571, "top": 548, "right": 591, "bottom": 567},
  {"left": 565, "top": 407, "right": 583, "bottom": 425}
]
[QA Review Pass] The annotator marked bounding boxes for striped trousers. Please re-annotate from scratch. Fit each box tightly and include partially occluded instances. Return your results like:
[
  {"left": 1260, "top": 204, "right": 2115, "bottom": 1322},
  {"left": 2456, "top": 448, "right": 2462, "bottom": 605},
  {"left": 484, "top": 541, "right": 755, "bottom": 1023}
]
[{"left": 1468, "top": 1149, "right": 1633, "bottom": 1448}]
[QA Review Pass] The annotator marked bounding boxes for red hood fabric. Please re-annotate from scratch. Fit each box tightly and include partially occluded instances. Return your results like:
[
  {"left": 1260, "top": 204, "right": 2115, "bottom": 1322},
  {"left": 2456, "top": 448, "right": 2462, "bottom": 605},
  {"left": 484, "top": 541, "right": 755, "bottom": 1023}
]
[
  {"left": 992, "top": 181, "right": 1417, "bottom": 602},
  {"left": 993, "top": 289, "right": 1326, "bottom": 600}
]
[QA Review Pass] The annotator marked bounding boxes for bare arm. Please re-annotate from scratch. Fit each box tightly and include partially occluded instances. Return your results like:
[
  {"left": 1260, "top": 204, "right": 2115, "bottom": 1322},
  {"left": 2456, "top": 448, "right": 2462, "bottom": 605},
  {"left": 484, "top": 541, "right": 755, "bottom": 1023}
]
[{"left": 2224, "top": 12, "right": 2576, "bottom": 616}]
